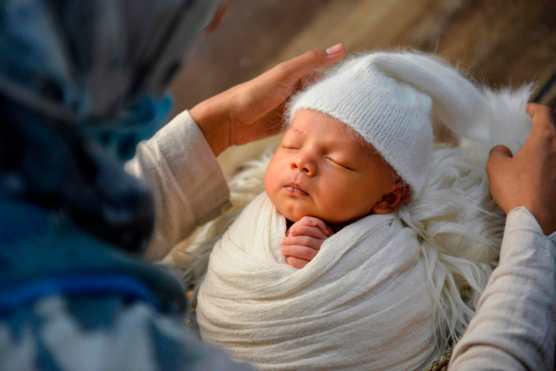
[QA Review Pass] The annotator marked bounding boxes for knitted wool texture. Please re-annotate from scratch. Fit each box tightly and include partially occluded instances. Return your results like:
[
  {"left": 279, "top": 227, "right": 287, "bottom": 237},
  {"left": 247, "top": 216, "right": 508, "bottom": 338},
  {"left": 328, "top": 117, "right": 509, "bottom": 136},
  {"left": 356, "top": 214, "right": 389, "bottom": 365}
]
[{"left": 288, "top": 52, "right": 488, "bottom": 196}]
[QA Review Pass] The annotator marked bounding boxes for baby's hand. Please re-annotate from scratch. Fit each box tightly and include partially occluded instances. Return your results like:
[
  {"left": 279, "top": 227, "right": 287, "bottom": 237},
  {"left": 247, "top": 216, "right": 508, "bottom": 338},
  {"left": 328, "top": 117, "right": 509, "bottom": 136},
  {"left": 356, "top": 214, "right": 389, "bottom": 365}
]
[{"left": 282, "top": 216, "right": 333, "bottom": 269}]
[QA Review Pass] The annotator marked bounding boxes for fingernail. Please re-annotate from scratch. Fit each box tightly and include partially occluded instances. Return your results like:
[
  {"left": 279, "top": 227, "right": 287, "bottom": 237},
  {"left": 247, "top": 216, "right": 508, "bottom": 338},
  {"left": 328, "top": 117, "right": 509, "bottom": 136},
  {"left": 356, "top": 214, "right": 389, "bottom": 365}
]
[{"left": 326, "top": 43, "right": 344, "bottom": 56}]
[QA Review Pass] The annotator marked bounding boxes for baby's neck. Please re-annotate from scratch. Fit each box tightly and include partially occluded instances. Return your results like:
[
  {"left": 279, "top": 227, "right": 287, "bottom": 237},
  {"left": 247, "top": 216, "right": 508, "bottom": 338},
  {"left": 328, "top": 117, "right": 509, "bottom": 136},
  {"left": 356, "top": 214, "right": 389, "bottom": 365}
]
[{"left": 286, "top": 219, "right": 294, "bottom": 231}]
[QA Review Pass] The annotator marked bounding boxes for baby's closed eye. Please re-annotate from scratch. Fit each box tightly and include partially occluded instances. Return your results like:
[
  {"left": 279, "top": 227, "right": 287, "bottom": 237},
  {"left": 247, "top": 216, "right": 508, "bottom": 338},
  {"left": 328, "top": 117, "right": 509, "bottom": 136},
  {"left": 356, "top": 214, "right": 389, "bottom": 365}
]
[
  {"left": 281, "top": 144, "right": 300, "bottom": 150},
  {"left": 326, "top": 156, "right": 354, "bottom": 171}
]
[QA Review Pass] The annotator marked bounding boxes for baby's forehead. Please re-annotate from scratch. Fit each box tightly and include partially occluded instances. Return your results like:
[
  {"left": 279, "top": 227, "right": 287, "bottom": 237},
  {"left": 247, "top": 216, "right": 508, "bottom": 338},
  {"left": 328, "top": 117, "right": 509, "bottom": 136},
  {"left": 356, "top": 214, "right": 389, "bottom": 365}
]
[{"left": 286, "top": 110, "right": 376, "bottom": 154}]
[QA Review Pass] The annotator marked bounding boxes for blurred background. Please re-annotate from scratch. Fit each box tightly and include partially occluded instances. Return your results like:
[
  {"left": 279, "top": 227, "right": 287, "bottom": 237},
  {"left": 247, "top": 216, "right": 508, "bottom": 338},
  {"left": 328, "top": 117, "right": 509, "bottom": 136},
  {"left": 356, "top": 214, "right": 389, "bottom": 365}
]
[{"left": 169, "top": 0, "right": 556, "bottom": 174}]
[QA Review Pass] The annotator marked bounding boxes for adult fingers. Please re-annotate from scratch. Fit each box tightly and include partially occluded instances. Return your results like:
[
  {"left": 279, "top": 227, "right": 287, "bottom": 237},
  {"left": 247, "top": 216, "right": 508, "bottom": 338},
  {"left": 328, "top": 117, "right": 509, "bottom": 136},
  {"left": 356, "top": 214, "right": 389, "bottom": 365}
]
[
  {"left": 527, "top": 103, "right": 556, "bottom": 136},
  {"left": 254, "top": 102, "right": 287, "bottom": 136},
  {"left": 286, "top": 256, "right": 308, "bottom": 269},
  {"left": 287, "top": 71, "right": 322, "bottom": 103},
  {"left": 282, "top": 244, "right": 318, "bottom": 261},
  {"left": 271, "top": 44, "right": 345, "bottom": 85},
  {"left": 487, "top": 145, "right": 512, "bottom": 177},
  {"left": 298, "top": 71, "right": 324, "bottom": 90}
]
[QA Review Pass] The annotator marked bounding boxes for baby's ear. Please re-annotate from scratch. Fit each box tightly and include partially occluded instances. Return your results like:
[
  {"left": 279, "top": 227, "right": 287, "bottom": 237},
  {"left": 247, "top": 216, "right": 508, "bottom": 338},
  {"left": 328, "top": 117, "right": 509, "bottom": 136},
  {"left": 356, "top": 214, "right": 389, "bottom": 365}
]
[{"left": 372, "top": 182, "right": 411, "bottom": 214}]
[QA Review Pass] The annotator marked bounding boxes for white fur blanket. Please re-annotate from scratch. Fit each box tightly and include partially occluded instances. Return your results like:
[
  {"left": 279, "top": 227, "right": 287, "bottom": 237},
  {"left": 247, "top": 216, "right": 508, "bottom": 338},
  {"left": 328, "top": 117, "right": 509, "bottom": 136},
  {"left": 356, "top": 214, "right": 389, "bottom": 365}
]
[{"left": 197, "top": 193, "right": 440, "bottom": 370}]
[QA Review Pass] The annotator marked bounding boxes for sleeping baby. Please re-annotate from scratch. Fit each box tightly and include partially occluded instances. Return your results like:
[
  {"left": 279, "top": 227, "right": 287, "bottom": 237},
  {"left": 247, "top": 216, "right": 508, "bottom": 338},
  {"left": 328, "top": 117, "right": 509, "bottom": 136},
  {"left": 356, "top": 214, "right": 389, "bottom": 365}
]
[
  {"left": 267, "top": 108, "right": 411, "bottom": 270},
  {"left": 193, "top": 51, "right": 531, "bottom": 370}
]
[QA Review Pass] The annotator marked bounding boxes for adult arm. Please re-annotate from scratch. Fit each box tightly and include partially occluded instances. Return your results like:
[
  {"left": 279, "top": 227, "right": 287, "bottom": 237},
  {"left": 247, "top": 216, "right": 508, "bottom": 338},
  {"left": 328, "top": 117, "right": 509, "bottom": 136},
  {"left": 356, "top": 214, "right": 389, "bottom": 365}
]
[
  {"left": 126, "top": 111, "right": 229, "bottom": 261},
  {"left": 127, "top": 46, "right": 346, "bottom": 261},
  {"left": 449, "top": 208, "right": 555, "bottom": 370},
  {"left": 450, "top": 104, "right": 556, "bottom": 370}
]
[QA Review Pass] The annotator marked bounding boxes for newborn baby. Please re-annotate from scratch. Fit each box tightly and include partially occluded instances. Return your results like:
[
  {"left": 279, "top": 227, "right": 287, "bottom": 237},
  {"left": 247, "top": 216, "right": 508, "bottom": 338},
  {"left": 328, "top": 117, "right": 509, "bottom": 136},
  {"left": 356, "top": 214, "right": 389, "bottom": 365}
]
[
  {"left": 266, "top": 108, "right": 410, "bottom": 270},
  {"left": 195, "top": 51, "right": 513, "bottom": 371}
]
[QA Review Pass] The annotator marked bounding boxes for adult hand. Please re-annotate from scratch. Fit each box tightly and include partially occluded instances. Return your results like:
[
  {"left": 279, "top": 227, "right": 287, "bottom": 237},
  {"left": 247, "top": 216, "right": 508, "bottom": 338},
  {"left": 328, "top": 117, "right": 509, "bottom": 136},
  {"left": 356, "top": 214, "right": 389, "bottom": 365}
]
[
  {"left": 282, "top": 216, "right": 333, "bottom": 269},
  {"left": 191, "top": 44, "right": 346, "bottom": 156},
  {"left": 487, "top": 103, "right": 556, "bottom": 234}
]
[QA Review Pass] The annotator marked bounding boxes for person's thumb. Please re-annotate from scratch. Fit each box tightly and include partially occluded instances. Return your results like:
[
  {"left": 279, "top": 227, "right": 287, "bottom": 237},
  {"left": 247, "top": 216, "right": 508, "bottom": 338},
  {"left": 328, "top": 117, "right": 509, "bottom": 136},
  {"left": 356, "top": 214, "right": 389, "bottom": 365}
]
[{"left": 487, "top": 145, "right": 513, "bottom": 177}]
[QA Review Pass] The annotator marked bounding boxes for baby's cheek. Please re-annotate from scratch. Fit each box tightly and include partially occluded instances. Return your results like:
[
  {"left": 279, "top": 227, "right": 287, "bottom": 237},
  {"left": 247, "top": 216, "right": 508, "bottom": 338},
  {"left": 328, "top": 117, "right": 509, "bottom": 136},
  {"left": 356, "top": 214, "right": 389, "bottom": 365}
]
[
  {"left": 264, "top": 161, "right": 286, "bottom": 213},
  {"left": 263, "top": 162, "right": 280, "bottom": 196},
  {"left": 315, "top": 180, "right": 367, "bottom": 222}
]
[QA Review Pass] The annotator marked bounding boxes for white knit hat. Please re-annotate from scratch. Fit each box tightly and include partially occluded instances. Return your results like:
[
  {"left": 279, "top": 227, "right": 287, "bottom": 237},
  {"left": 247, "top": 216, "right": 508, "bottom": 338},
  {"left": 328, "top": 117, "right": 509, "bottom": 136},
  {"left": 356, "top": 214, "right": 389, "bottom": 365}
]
[{"left": 288, "top": 51, "right": 489, "bottom": 196}]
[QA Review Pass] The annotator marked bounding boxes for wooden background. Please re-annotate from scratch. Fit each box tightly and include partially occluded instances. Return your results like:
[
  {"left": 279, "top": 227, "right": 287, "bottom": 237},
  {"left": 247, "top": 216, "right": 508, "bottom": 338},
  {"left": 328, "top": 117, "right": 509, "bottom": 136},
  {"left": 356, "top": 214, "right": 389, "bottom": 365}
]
[{"left": 169, "top": 0, "right": 556, "bottom": 173}]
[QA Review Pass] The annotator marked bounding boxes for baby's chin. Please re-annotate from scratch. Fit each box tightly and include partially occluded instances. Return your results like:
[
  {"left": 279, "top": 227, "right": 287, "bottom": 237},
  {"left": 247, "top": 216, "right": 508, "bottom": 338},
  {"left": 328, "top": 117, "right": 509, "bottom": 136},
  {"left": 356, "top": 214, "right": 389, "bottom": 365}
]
[
  {"left": 266, "top": 188, "right": 363, "bottom": 225},
  {"left": 272, "top": 197, "right": 338, "bottom": 225},
  {"left": 274, "top": 201, "right": 310, "bottom": 223},
  {"left": 264, "top": 186, "right": 306, "bottom": 222},
  {"left": 272, "top": 196, "right": 372, "bottom": 228},
  {"left": 267, "top": 193, "right": 313, "bottom": 222}
]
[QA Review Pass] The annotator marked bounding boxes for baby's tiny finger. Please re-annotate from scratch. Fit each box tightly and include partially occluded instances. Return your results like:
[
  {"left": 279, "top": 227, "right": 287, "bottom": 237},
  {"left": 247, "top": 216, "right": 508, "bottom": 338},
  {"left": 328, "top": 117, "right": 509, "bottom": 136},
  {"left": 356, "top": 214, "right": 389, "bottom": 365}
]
[
  {"left": 282, "top": 235, "right": 323, "bottom": 250},
  {"left": 298, "top": 216, "right": 333, "bottom": 236},
  {"left": 288, "top": 224, "right": 327, "bottom": 239},
  {"left": 286, "top": 256, "right": 307, "bottom": 269},
  {"left": 282, "top": 244, "right": 317, "bottom": 261}
]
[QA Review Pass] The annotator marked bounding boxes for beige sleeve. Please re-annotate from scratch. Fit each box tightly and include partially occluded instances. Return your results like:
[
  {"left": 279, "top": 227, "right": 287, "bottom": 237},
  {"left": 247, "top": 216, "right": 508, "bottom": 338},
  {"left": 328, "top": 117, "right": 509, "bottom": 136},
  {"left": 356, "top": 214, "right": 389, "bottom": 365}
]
[
  {"left": 449, "top": 207, "right": 556, "bottom": 371},
  {"left": 126, "top": 110, "right": 230, "bottom": 261}
]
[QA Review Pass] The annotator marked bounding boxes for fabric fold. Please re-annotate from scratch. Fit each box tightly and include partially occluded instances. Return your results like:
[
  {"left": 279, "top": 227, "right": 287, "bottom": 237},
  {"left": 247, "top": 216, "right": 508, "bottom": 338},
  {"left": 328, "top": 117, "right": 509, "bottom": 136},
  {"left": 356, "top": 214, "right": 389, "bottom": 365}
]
[{"left": 197, "top": 193, "right": 439, "bottom": 370}]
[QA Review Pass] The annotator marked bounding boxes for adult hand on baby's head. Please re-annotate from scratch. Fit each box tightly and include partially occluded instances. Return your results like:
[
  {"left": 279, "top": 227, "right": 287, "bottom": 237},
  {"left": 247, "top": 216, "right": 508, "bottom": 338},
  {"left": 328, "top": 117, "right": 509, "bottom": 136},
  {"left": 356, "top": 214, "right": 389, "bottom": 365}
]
[
  {"left": 282, "top": 216, "right": 333, "bottom": 269},
  {"left": 191, "top": 44, "right": 346, "bottom": 156},
  {"left": 487, "top": 103, "right": 556, "bottom": 234}
]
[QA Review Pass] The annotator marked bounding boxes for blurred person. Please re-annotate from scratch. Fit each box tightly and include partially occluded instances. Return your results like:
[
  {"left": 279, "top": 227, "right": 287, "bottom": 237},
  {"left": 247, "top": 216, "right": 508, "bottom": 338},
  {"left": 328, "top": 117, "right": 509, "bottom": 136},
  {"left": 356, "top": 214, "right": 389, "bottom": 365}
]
[{"left": 0, "top": 1, "right": 343, "bottom": 370}]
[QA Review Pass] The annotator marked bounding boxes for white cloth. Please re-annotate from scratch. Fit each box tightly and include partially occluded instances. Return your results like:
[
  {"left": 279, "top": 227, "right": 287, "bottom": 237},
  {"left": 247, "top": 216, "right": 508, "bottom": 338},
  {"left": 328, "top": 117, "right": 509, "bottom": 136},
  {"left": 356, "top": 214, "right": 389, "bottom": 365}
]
[
  {"left": 127, "top": 110, "right": 230, "bottom": 260},
  {"left": 197, "top": 193, "right": 439, "bottom": 370}
]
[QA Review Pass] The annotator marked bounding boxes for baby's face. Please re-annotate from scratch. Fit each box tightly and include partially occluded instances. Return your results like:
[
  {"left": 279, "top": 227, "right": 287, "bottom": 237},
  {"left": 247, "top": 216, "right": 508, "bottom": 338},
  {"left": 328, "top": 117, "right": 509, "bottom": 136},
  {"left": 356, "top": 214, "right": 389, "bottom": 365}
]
[{"left": 264, "top": 109, "right": 397, "bottom": 224}]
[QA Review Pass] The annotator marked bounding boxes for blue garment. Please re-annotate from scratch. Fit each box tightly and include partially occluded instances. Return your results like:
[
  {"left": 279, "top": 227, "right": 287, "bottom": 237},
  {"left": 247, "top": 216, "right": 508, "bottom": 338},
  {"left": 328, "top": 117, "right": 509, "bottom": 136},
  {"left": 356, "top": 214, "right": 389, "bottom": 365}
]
[
  {"left": 85, "top": 95, "right": 174, "bottom": 161},
  {"left": 0, "top": 196, "right": 253, "bottom": 370},
  {"left": 0, "top": 1, "right": 253, "bottom": 370},
  {"left": 0, "top": 0, "right": 218, "bottom": 136},
  {"left": 0, "top": 195, "right": 185, "bottom": 316}
]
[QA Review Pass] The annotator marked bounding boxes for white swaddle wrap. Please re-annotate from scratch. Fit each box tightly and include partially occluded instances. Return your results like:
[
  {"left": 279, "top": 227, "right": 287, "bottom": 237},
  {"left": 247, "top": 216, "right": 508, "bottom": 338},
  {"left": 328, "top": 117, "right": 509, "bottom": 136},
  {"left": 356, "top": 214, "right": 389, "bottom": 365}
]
[{"left": 197, "top": 193, "right": 440, "bottom": 370}]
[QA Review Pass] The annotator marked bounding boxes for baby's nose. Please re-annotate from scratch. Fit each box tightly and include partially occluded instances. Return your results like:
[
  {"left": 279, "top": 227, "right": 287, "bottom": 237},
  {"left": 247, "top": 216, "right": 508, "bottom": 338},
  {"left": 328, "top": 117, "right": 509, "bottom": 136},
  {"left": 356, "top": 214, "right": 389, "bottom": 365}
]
[{"left": 290, "top": 157, "right": 316, "bottom": 176}]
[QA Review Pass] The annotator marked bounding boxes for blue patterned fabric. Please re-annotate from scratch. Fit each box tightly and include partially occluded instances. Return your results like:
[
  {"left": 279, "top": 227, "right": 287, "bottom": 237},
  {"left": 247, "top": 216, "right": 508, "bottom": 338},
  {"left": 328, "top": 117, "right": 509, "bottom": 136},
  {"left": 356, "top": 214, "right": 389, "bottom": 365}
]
[
  {"left": 0, "top": 0, "right": 218, "bottom": 159},
  {"left": 0, "top": 186, "right": 253, "bottom": 370},
  {"left": 84, "top": 94, "right": 174, "bottom": 161},
  {"left": 0, "top": 1, "right": 253, "bottom": 369},
  {"left": 0, "top": 196, "right": 185, "bottom": 314}
]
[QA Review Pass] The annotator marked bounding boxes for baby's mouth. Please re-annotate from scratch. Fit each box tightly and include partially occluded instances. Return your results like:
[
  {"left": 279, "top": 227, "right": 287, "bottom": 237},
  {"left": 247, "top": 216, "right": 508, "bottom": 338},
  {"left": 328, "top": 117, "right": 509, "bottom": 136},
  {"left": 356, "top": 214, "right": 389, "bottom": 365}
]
[{"left": 283, "top": 183, "right": 309, "bottom": 196}]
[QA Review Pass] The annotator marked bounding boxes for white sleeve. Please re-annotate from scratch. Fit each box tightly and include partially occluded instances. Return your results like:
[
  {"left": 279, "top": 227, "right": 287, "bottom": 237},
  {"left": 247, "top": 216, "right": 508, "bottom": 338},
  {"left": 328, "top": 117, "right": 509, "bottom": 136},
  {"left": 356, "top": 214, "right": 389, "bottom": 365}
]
[
  {"left": 126, "top": 110, "right": 230, "bottom": 261},
  {"left": 449, "top": 207, "right": 556, "bottom": 371}
]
